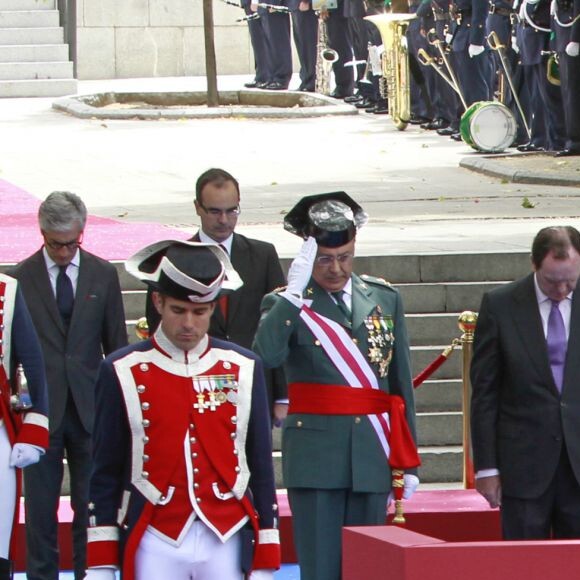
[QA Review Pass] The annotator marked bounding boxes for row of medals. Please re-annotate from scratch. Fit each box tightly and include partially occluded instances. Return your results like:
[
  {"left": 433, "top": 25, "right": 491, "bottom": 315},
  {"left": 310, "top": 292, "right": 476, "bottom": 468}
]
[
  {"left": 365, "top": 312, "right": 395, "bottom": 378},
  {"left": 192, "top": 374, "right": 239, "bottom": 413}
]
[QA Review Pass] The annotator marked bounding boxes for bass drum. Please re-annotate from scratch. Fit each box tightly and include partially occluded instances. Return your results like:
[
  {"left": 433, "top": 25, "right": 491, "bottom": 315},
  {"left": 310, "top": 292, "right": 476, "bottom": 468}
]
[{"left": 460, "top": 101, "right": 517, "bottom": 153}]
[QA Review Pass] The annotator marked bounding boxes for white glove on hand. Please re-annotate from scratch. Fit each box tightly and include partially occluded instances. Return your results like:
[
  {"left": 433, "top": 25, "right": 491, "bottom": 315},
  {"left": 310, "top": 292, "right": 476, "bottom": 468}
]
[
  {"left": 445, "top": 33, "right": 454, "bottom": 45},
  {"left": 84, "top": 567, "right": 117, "bottom": 580},
  {"left": 249, "top": 570, "right": 275, "bottom": 580},
  {"left": 511, "top": 35, "right": 519, "bottom": 53},
  {"left": 566, "top": 41, "right": 580, "bottom": 57},
  {"left": 285, "top": 237, "right": 318, "bottom": 298},
  {"left": 9, "top": 443, "right": 42, "bottom": 468},
  {"left": 468, "top": 44, "right": 485, "bottom": 58},
  {"left": 387, "top": 474, "right": 420, "bottom": 506}
]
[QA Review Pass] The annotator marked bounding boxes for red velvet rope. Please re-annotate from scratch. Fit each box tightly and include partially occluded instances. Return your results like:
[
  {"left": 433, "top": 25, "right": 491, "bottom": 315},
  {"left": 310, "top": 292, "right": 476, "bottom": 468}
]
[{"left": 412, "top": 339, "right": 460, "bottom": 388}]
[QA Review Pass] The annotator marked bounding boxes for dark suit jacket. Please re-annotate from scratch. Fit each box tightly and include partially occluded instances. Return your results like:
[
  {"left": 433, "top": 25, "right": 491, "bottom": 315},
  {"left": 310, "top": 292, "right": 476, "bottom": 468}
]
[
  {"left": 470, "top": 273, "right": 580, "bottom": 499},
  {"left": 9, "top": 248, "right": 128, "bottom": 434},
  {"left": 146, "top": 232, "right": 287, "bottom": 402}
]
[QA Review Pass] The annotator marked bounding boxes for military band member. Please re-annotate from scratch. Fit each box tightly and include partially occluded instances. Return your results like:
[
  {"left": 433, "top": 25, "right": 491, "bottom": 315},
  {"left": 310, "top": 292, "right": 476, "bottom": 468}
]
[
  {"left": 85, "top": 241, "right": 280, "bottom": 580},
  {"left": 552, "top": 0, "right": 580, "bottom": 156},
  {"left": 253, "top": 192, "right": 420, "bottom": 580},
  {"left": 0, "top": 274, "right": 49, "bottom": 580}
]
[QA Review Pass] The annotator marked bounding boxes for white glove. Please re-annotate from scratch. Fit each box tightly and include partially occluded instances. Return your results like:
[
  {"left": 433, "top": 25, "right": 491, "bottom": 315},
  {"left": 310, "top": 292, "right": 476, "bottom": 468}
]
[
  {"left": 84, "top": 567, "right": 117, "bottom": 580},
  {"left": 511, "top": 35, "right": 519, "bottom": 54},
  {"left": 445, "top": 33, "right": 453, "bottom": 45},
  {"left": 285, "top": 237, "right": 318, "bottom": 298},
  {"left": 249, "top": 570, "right": 275, "bottom": 580},
  {"left": 566, "top": 41, "right": 580, "bottom": 57},
  {"left": 9, "top": 443, "right": 42, "bottom": 468},
  {"left": 468, "top": 44, "right": 485, "bottom": 58},
  {"left": 387, "top": 474, "right": 420, "bottom": 506}
]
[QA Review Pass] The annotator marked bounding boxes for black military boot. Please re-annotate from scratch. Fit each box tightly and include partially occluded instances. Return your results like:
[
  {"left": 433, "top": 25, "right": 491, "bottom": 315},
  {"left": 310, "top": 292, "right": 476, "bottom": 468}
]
[{"left": 0, "top": 558, "right": 12, "bottom": 580}]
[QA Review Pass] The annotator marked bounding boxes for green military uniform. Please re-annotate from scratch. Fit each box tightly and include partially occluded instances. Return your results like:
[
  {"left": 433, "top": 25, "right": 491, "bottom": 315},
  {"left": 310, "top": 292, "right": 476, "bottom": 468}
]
[{"left": 253, "top": 273, "right": 417, "bottom": 580}]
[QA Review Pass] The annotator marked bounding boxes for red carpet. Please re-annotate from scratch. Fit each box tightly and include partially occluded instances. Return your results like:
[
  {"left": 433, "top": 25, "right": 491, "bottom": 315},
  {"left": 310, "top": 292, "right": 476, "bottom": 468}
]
[{"left": 0, "top": 179, "right": 189, "bottom": 263}]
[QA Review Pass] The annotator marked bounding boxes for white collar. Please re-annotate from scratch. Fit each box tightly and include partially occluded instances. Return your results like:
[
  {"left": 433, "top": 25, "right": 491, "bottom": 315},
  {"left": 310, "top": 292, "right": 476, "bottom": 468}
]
[
  {"left": 153, "top": 326, "right": 209, "bottom": 364},
  {"left": 198, "top": 230, "right": 233, "bottom": 255}
]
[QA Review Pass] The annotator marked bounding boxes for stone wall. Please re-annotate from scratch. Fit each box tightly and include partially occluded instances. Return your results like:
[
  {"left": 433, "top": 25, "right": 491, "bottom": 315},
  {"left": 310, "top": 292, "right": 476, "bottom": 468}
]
[{"left": 76, "top": 0, "right": 258, "bottom": 80}]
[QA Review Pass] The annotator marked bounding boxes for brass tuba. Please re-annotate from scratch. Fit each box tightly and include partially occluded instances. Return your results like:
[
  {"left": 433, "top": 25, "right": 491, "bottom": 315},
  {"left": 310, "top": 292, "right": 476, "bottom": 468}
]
[
  {"left": 365, "top": 13, "right": 416, "bottom": 130},
  {"left": 315, "top": 13, "right": 339, "bottom": 95}
]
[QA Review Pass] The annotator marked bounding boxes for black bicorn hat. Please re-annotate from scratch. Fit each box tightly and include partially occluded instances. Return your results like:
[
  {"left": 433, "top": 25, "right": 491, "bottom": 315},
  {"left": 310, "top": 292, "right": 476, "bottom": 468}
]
[
  {"left": 283, "top": 192, "right": 368, "bottom": 248},
  {"left": 125, "top": 240, "right": 243, "bottom": 303}
]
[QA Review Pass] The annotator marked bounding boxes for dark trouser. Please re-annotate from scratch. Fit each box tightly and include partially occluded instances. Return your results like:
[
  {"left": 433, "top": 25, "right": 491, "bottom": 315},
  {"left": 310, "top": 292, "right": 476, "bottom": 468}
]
[
  {"left": 292, "top": 9, "right": 318, "bottom": 90},
  {"left": 288, "top": 487, "right": 387, "bottom": 580},
  {"left": 502, "top": 445, "right": 580, "bottom": 540},
  {"left": 0, "top": 557, "right": 12, "bottom": 580},
  {"left": 326, "top": 11, "right": 355, "bottom": 94},
  {"left": 558, "top": 50, "right": 580, "bottom": 150},
  {"left": 24, "top": 397, "right": 92, "bottom": 580},
  {"left": 246, "top": 6, "right": 273, "bottom": 84},
  {"left": 262, "top": 10, "right": 293, "bottom": 86}
]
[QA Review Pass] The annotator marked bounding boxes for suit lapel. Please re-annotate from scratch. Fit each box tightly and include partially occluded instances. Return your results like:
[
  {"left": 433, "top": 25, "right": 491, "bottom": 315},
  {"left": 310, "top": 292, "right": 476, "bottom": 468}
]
[
  {"left": 511, "top": 274, "right": 556, "bottom": 391},
  {"left": 28, "top": 250, "right": 66, "bottom": 334},
  {"left": 69, "top": 250, "right": 95, "bottom": 333},
  {"left": 227, "top": 234, "right": 247, "bottom": 325},
  {"left": 563, "top": 282, "right": 580, "bottom": 395}
]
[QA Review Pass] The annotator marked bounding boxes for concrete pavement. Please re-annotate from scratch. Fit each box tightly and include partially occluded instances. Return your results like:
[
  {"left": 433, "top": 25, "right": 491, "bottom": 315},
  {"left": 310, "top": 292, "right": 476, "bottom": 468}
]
[{"left": 1, "top": 73, "right": 579, "bottom": 259}]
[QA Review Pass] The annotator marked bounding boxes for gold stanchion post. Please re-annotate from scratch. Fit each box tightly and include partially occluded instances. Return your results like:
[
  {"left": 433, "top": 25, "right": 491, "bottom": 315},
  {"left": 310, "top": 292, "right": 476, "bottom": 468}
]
[{"left": 458, "top": 311, "right": 478, "bottom": 489}]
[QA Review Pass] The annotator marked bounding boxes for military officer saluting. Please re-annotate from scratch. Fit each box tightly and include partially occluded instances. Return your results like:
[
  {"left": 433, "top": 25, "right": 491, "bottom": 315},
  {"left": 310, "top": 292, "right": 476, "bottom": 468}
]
[
  {"left": 85, "top": 241, "right": 280, "bottom": 580},
  {"left": 253, "top": 192, "right": 420, "bottom": 580}
]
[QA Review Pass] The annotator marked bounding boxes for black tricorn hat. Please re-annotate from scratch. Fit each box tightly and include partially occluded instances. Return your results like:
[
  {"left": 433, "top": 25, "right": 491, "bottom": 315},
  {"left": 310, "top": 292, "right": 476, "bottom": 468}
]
[
  {"left": 125, "top": 240, "right": 242, "bottom": 303},
  {"left": 284, "top": 192, "right": 368, "bottom": 248}
]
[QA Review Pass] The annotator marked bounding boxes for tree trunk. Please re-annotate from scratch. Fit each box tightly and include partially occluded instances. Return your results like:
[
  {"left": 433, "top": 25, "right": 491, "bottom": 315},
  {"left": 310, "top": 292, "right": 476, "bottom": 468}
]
[{"left": 203, "top": 0, "right": 219, "bottom": 107}]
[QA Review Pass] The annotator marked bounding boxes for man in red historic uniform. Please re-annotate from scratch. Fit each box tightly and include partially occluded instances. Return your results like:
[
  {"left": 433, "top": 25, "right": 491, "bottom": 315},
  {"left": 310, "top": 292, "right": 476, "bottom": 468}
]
[
  {"left": 0, "top": 273, "right": 49, "bottom": 580},
  {"left": 85, "top": 241, "right": 280, "bottom": 580}
]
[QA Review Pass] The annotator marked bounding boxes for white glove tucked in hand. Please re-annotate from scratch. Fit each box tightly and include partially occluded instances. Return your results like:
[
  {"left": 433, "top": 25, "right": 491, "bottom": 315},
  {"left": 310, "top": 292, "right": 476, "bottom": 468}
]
[
  {"left": 284, "top": 237, "right": 318, "bottom": 298},
  {"left": 468, "top": 44, "right": 485, "bottom": 58},
  {"left": 249, "top": 570, "right": 275, "bottom": 580},
  {"left": 387, "top": 474, "right": 420, "bottom": 506},
  {"left": 84, "top": 567, "right": 117, "bottom": 580},
  {"left": 9, "top": 443, "right": 42, "bottom": 468},
  {"left": 511, "top": 35, "right": 519, "bottom": 53},
  {"left": 445, "top": 33, "right": 454, "bottom": 45},
  {"left": 565, "top": 42, "right": 580, "bottom": 57}
]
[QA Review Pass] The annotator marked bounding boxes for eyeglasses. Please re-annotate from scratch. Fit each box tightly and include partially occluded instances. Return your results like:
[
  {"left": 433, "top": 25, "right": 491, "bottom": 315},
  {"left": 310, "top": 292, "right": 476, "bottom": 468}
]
[
  {"left": 43, "top": 232, "right": 83, "bottom": 251},
  {"left": 199, "top": 204, "right": 241, "bottom": 218},
  {"left": 315, "top": 252, "right": 354, "bottom": 266}
]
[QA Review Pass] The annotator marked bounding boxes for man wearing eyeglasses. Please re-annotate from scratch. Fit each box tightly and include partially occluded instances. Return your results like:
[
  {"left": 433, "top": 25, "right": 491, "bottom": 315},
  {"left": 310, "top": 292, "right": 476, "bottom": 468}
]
[
  {"left": 253, "top": 192, "right": 419, "bottom": 580},
  {"left": 8, "top": 191, "right": 128, "bottom": 580},
  {"left": 145, "top": 168, "right": 288, "bottom": 424}
]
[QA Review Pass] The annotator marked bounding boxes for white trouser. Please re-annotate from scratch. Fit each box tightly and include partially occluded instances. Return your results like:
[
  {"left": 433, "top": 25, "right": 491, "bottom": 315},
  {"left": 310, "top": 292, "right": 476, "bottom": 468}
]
[
  {"left": 0, "top": 422, "right": 16, "bottom": 559},
  {"left": 135, "top": 520, "right": 243, "bottom": 580}
]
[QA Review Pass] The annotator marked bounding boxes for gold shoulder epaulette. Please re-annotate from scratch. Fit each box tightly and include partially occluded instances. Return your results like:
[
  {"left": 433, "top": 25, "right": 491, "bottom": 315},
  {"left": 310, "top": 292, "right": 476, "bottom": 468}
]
[{"left": 360, "top": 274, "right": 392, "bottom": 287}]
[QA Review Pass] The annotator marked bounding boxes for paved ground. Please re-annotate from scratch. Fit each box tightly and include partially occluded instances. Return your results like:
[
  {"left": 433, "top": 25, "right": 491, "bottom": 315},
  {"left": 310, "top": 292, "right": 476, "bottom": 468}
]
[{"left": 1, "top": 73, "right": 579, "bottom": 259}]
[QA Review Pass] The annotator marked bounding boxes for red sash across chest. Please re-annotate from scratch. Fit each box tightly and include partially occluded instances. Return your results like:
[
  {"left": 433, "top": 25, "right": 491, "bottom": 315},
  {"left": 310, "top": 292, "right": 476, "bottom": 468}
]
[{"left": 126, "top": 358, "right": 250, "bottom": 543}]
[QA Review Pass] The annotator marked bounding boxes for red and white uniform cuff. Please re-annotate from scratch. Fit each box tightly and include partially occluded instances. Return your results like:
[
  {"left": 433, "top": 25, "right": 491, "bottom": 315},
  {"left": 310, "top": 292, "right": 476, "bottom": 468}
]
[
  {"left": 17, "top": 412, "right": 49, "bottom": 449},
  {"left": 253, "top": 528, "right": 281, "bottom": 570},
  {"left": 87, "top": 526, "right": 120, "bottom": 568}
]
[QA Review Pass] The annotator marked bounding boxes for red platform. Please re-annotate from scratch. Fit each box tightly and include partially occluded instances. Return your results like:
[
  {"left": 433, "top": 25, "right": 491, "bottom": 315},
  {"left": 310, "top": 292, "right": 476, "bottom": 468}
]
[
  {"left": 15, "top": 489, "right": 499, "bottom": 571},
  {"left": 343, "top": 526, "right": 580, "bottom": 580}
]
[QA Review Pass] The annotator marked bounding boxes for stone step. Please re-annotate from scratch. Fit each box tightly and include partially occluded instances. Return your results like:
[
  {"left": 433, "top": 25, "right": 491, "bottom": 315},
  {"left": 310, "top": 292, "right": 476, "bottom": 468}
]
[
  {"left": 417, "top": 411, "right": 462, "bottom": 446},
  {"left": 280, "top": 252, "right": 529, "bottom": 284},
  {"left": 0, "top": 60, "right": 72, "bottom": 80},
  {"left": 0, "top": 0, "right": 55, "bottom": 10},
  {"left": 412, "top": 345, "right": 462, "bottom": 381},
  {"left": 0, "top": 43, "right": 68, "bottom": 62},
  {"left": 0, "top": 9, "right": 59, "bottom": 27},
  {"left": 398, "top": 281, "right": 504, "bottom": 314},
  {"left": 0, "top": 26, "right": 63, "bottom": 45},
  {"left": 414, "top": 379, "right": 462, "bottom": 413},
  {"left": 0, "top": 77, "right": 76, "bottom": 97}
]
